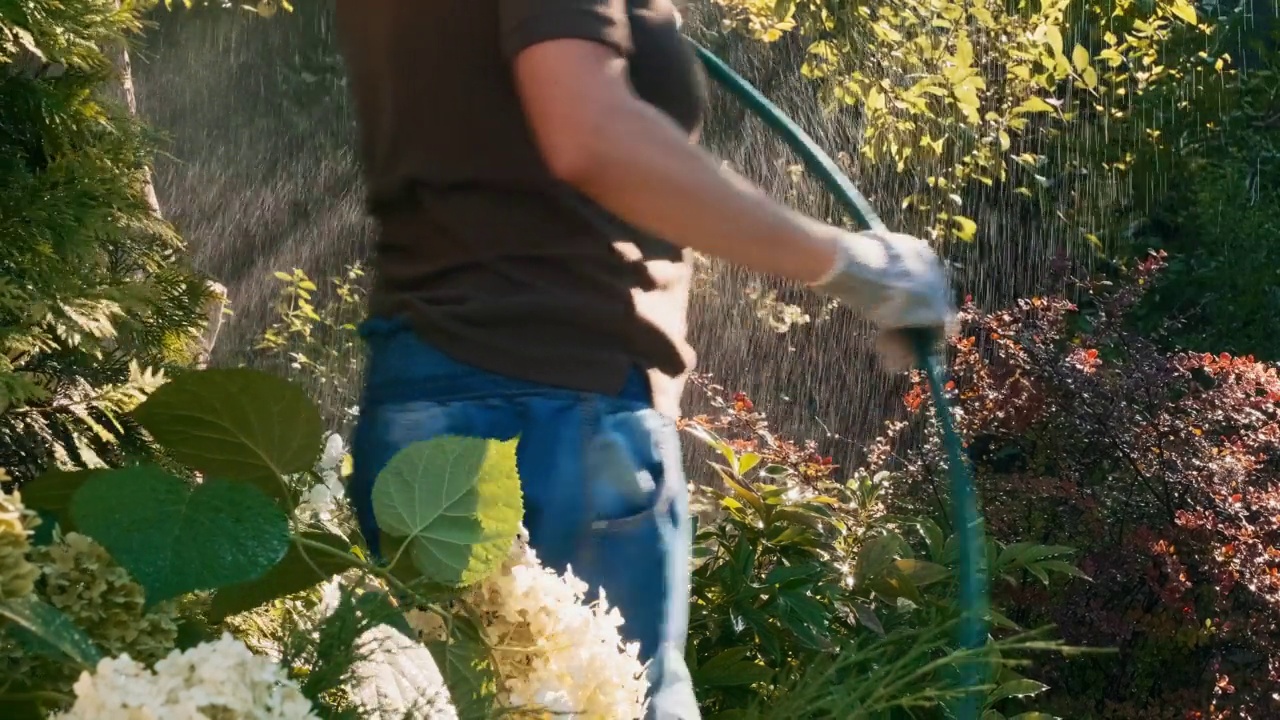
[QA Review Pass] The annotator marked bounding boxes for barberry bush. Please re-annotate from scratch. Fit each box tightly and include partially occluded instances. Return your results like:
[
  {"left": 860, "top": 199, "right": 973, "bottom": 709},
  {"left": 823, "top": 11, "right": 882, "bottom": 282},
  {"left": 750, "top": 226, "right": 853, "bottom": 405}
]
[{"left": 882, "top": 253, "right": 1280, "bottom": 718}]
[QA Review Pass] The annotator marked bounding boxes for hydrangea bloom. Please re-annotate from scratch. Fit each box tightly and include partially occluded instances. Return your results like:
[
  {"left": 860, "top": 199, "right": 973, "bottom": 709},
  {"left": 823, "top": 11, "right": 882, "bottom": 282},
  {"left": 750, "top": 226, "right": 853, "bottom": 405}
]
[
  {"left": 408, "top": 532, "right": 649, "bottom": 719},
  {"left": 294, "top": 432, "right": 348, "bottom": 524},
  {"left": 0, "top": 489, "right": 39, "bottom": 600},
  {"left": 53, "top": 633, "right": 318, "bottom": 720},
  {"left": 37, "top": 533, "right": 179, "bottom": 664}
]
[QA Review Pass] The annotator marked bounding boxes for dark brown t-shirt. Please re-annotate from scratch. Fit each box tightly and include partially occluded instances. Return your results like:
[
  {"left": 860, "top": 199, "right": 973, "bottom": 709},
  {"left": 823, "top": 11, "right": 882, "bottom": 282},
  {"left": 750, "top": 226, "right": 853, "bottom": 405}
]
[{"left": 334, "top": 0, "right": 706, "bottom": 418}]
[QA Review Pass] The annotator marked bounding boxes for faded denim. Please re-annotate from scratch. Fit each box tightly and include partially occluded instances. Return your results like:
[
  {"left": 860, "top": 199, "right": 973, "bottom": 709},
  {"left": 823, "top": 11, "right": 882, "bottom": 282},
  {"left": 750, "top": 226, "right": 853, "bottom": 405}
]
[{"left": 349, "top": 318, "right": 700, "bottom": 720}]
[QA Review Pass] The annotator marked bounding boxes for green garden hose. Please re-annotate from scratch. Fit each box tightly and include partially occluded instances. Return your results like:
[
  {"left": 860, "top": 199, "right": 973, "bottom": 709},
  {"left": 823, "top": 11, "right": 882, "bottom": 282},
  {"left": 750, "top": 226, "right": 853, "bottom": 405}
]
[{"left": 692, "top": 40, "right": 990, "bottom": 718}]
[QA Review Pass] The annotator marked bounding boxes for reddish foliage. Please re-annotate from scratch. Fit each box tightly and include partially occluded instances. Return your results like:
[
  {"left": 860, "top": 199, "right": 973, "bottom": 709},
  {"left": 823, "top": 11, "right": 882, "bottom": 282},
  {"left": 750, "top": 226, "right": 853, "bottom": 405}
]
[
  {"left": 680, "top": 377, "right": 842, "bottom": 484},
  {"left": 881, "top": 252, "right": 1280, "bottom": 718}
]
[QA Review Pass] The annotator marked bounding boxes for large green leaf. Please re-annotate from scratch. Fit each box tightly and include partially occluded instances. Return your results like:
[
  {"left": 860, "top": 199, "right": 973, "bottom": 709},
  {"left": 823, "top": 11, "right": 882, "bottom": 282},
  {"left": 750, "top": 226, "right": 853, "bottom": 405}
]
[
  {"left": 0, "top": 596, "right": 102, "bottom": 668},
  {"left": 131, "top": 368, "right": 323, "bottom": 501},
  {"left": 207, "top": 531, "right": 361, "bottom": 622},
  {"left": 856, "top": 532, "right": 912, "bottom": 583},
  {"left": 69, "top": 466, "right": 291, "bottom": 603},
  {"left": 372, "top": 436, "right": 522, "bottom": 587}
]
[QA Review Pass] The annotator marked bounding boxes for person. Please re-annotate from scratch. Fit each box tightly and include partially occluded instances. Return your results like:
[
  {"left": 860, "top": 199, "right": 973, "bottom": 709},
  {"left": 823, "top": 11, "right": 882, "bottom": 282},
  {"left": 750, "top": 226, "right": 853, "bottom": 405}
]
[{"left": 333, "top": 2, "right": 955, "bottom": 718}]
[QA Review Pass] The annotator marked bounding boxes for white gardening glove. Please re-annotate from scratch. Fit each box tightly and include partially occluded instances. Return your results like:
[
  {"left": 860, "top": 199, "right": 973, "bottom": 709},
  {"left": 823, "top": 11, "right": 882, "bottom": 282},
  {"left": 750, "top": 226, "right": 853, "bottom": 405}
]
[{"left": 810, "top": 228, "right": 958, "bottom": 371}]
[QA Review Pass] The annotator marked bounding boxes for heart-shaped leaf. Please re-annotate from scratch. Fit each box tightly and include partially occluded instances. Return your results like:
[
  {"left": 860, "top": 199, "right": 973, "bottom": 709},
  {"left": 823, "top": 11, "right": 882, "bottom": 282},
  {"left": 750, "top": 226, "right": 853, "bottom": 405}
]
[
  {"left": 372, "top": 436, "right": 522, "bottom": 587},
  {"left": 70, "top": 466, "right": 291, "bottom": 603},
  {"left": 131, "top": 368, "right": 323, "bottom": 502}
]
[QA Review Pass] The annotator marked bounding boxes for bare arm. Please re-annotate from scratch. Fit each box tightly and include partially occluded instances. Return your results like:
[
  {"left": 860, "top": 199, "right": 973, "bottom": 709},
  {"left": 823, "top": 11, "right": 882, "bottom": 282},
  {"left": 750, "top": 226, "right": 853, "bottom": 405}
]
[{"left": 512, "top": 39, "right": 841, "bottom": 284}]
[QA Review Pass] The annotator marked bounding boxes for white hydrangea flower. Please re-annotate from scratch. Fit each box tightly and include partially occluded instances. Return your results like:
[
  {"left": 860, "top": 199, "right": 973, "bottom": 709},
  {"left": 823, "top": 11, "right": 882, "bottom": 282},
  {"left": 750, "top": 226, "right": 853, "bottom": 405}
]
[
  {"left": 53, "top": 633, "right": 318, "bottom": 720},
  {"left": 408, "top": 531, "right": 649, "bottom": 719},
  {"left": 318, "top": 432, "right": 346, "bottom": 473},
  {"left": 295, "top": 432, "right": 348, "bottom": 524},
  {"left": 295, "top": 479, "right": 345, "bottom": 522}
]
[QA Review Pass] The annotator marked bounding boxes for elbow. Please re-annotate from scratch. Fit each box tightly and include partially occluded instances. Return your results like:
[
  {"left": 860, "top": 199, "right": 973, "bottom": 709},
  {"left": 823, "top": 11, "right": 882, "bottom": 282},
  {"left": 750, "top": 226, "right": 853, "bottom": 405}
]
[
  {"left": 537, "top": 116, "right": 614, "bottom": 190},
  {"left": 541, "top": 134, "right": 601, "bottom": 188}
]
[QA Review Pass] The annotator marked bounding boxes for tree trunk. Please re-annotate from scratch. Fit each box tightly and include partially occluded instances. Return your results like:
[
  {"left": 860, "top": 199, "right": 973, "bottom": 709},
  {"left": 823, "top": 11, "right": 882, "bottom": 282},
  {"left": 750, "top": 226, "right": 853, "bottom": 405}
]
[
  {"left": 106, "top": 3, "right": 227, "bottom": 368},
  {"left": 105, "top": 4, "right": 163, "bottom": 218}
]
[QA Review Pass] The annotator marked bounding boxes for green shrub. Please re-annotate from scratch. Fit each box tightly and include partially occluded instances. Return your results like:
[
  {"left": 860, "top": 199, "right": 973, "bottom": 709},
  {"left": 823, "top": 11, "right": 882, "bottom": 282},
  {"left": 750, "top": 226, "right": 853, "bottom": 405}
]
[
  {"left": 681, "top": 387, "right": 1079, "bottom": 718},
  {"left": 1130, "top": 56, "right": 1280, "bottom": 359},
  {"left": 0, "top": 0, "right": 211, "bottom": 483}
]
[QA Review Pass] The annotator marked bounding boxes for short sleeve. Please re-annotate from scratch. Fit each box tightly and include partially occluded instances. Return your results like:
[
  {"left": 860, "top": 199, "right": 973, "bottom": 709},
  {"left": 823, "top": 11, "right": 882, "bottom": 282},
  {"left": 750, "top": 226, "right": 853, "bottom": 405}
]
[{"left": 499, "top": 0, "right": 632, "bottom": 61}]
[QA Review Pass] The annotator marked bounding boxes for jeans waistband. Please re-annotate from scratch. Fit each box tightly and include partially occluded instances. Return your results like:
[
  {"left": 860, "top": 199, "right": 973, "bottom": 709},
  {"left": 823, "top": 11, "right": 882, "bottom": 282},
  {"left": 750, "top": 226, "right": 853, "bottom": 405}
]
[{"left": 358, "top": 316, "right": 652, "bottom": 407}]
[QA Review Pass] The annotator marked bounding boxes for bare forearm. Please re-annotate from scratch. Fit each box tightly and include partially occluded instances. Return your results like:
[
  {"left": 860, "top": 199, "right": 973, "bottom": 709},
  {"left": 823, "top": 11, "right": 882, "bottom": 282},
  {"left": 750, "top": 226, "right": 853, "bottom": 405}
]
[{"left": 554, "top": 95, "right": 840, "bottom": 284}]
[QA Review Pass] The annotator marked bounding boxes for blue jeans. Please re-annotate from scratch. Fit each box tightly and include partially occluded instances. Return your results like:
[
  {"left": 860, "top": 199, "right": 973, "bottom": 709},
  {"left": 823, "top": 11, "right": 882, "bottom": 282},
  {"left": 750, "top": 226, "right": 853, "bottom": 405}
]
[{"left": 349, "top": 318, "right": 700, "bottom": 720}]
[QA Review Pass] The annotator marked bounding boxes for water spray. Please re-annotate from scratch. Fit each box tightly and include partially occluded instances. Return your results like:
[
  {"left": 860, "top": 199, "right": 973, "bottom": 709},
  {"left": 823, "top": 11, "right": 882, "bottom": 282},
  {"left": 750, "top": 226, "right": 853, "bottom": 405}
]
[{"left": 692, "top": 40, "right": 990, "bottom": 718}]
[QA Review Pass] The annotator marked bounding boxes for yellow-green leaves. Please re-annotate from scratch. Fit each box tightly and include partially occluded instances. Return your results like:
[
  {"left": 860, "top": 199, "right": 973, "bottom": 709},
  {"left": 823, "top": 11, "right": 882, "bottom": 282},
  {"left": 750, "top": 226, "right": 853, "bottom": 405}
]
[
  {"left": 1044, "top": 26, "right": 1065, "bottom": 61},
  {"left": 1071, "top": 45, "right": 1099, "bottom": 89},
  {"left": 1169, "top": 0, "right": 1198, "bottom": 24},
  {"left": 1081, "top": 65, "right": 1100, "bottom": 89},
  {"left": 802, "top": 40, "right": 840, "bottom": 79},
  {"left": 1072, "top": 45, "right": 1090, "bottom": 73},
  {"left": 1013, "top": 97, "right": 1058, "bottom": 115},
  {"left": 717, "top": 0, "right": 797, "bottom": 41},
  {"left": 951, "top": 215, "right": 979, "bottom": 242},
  {"left": 712, "top": 0, "right": 1212, "bottom": 248},
  {"left": 951, "top": 36, "right": 974, "bottom": 72}
]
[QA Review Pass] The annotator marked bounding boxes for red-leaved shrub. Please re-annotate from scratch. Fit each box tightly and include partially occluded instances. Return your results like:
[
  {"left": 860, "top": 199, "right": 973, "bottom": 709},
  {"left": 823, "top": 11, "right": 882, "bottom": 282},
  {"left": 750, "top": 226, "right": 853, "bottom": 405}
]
[{"left": 880, "top": 252, "right": 1280, "bottom": 718}]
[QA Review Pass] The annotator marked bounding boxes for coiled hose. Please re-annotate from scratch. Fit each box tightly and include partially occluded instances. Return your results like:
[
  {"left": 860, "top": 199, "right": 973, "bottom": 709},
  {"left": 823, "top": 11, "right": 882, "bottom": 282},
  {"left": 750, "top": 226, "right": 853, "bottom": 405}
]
[{"left": 692, "top": 39, "right": 989, "bottom": 718}]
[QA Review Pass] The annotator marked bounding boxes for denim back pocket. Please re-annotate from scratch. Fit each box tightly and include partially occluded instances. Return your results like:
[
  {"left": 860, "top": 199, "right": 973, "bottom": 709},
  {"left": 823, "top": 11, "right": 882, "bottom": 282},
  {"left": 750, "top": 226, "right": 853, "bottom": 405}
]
[
  {"left": 573, "top": 400, "right": 693, "bottom": 669},
  {"left": 584, "top": 401, "right": 688, "bottom": 532}
]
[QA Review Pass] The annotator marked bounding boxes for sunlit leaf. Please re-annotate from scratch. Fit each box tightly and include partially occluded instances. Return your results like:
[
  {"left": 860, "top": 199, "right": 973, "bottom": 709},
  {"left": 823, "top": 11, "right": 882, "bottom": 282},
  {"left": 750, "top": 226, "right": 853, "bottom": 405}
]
[
  {"left": 989, "top": 679, "right": 1049, "bottom": 704},
  {"left": 1013, "top": 97, "right": 1057, "bottom": 115},
  {"left": 1169, "top": 0, "right": 1197, "bottom": 24},
  {"left": 953, "top": 215, "right": 979, "bottom": 241},
  {"left": 1072, "top": 44, "right": 1090, "bottom": 73},
  {"left": 373, "top": 436, "right": 522, "bottom": 587}
]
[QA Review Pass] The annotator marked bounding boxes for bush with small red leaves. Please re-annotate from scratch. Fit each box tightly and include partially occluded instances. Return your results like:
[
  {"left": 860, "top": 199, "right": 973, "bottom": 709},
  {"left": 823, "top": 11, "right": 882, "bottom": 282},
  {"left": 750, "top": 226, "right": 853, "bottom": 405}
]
[{"left": 879, "top": 252, "right": 1280, "bottom": 719}]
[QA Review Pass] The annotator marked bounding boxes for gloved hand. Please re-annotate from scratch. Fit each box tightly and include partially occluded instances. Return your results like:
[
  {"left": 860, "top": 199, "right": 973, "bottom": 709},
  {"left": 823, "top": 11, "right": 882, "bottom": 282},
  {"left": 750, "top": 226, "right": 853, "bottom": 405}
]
[{"left": 810, "top": 228, "right": 958, "bottom": 371}]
